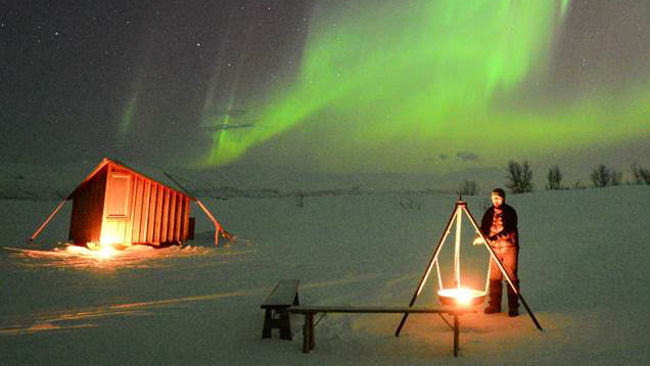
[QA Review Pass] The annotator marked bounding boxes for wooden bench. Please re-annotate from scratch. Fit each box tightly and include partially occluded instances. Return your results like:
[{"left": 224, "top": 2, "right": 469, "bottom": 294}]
[
  {"left": 289, "top": 305, "right": 476, "bottom": 357},
  {"left": 261, "top": 280, "right": 300, "bottom": 340}
]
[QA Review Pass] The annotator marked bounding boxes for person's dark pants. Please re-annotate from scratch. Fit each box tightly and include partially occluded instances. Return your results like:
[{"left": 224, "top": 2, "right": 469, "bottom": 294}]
[{"left": 487, "top": 246, "right": 519, "bottom": 312}]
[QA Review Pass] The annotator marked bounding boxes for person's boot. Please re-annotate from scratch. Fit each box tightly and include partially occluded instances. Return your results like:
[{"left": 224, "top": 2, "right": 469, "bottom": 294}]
[
  {"left": 507, "top": 280, "right": 520, "bottom": 317},
  {"left": 484, "top": 280, "right": 502, "bottom": 314}
]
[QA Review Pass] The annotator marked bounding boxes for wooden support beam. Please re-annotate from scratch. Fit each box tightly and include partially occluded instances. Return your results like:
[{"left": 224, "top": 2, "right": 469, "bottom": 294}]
[
  {"left": 195, "top": 199, "right": 222, "bottom": 247},
  {"left": 29, "top": 199, "right": 68, "bottom": 242}
]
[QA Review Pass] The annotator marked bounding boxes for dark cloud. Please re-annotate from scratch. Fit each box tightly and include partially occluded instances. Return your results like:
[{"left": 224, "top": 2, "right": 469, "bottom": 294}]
[{"left": 456, "top": 151, "right": 479, "bottom": 162}]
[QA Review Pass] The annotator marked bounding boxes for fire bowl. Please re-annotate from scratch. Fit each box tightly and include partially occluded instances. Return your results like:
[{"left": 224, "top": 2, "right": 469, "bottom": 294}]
[{"left": 437, "top": 288, "right": 486, "bottom": 306}]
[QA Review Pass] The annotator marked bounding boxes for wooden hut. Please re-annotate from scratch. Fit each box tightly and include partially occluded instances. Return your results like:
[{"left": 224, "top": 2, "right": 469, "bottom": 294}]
[{"left": 30, "top": 158, "right": 228, "bottom": 247}]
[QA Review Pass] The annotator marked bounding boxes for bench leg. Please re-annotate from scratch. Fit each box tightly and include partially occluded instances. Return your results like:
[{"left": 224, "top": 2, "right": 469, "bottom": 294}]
[
  {"left": 309, "top": 314, "right": 315, "bottom": 350},
  {"left": 453, "top": 315, "right": 459, "bottom": 357},
  {"left": 302, "top": 313, "right": 311, "bottom": 353},
  {"left": 262, "top": 309, "right": 272, "bottom": 339},
  {"left": 302, "top": 313, "right": 315, "bottom": 353},
  {"left": 279, "top": 309, "right": 292, "bottom": 340}
]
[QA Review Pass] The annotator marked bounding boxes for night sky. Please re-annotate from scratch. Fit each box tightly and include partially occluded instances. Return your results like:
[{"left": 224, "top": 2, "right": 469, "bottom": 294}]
[{"left": 2, "top": 0, "right": 649, "bottom": 181}]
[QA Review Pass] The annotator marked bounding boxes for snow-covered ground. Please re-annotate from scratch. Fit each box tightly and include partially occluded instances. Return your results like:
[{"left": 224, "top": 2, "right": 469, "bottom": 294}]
[{"left": 1, "top": 183, "right": 648, "bottom": 365}]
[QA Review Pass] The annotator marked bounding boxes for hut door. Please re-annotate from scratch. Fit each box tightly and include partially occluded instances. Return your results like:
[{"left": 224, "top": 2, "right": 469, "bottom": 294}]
[{"left": 101, "top": 171, "right": 132, "bottom": 245}]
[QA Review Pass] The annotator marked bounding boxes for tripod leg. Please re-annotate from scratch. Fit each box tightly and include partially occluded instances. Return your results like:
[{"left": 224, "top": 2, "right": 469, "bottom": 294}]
[
  {"left": 396, "top": 207, "right": 460, "bottom": 336},
  {"left": 462, "top": 206, "right": 543, "bottom": 331}
]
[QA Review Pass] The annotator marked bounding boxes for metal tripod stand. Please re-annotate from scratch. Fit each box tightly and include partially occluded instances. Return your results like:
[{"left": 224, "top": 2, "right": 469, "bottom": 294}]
[{"left": 395, "top": 199, "right": 543, "bottom": 337}]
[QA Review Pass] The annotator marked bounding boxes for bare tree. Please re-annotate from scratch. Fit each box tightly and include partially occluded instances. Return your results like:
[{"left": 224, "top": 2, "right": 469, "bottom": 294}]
[
  {"left": 546, "top": 165, "right": 562, "bottom": 190},
  {"left": 506, "top": 160, "right": 533, "bottom": 193},
  {"left": 591, "top": 164, "right": 610, "bottom": 187},
  {"left": 459, "top": 179, "right": 478, "bottom": 196},
  {"left": 399, "top": 197, "right": 421, "bottom": 210},
  {"left": 631, "top": 164, "right": 650, "bottom": 184},
  {"left": 590, "top": 164, "right": 620, "bottom": 187},
  {"left": 295, "top": 191, "right": 305, "bottom": 207}
]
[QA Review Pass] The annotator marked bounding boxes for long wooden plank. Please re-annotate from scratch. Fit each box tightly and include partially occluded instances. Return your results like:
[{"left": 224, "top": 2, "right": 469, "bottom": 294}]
[
  {"left": 174, "top": 193, "right": 182, "bottom": 242},
  {"left": 182, "top": 196, "right": 190, "bottom": 241},
  {"left": 137, "top": 177, "right": 146, "bottom": 243},
  {"left": 152, "top": 184, "right": 163, "bottom": 244},
  {"left": 124, "top": 174, "right": 135, "bottom": 245},
  {"left": 138, "top": 176, "right": 147, "bottom": 243},
  {"left": 131, "top": 176, "right": 143, "bottom": 244},
  {"left": 160, "top": 188, "right": 170, "bottom": 243},
  {"left": 289, "top": 305, "right": 476, "bottom": 315},
  {"left": 168, "top": 190, "right": 176, "bottom": 241},
  {"left": 144, "top": 180, "right": 154, "bottom": 243}
]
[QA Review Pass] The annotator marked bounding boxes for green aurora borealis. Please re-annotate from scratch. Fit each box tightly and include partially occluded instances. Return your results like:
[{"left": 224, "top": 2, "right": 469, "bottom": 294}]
[{"left": 202, "top": 0, "right": 648, "bottom": 174}]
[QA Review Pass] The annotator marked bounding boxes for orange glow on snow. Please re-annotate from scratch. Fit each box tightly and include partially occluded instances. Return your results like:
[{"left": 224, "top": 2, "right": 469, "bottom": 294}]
[
  {"left": 97, "top": 245, "right": 115, "bottom": 259},
  {"left": 86, "top": 242, "right": 116, "bottom": 259}
]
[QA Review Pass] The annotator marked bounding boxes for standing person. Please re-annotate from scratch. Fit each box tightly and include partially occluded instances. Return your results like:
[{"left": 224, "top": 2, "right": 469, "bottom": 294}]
[{"left": 473, "top": 188, "right": 520, "bottom": 316}]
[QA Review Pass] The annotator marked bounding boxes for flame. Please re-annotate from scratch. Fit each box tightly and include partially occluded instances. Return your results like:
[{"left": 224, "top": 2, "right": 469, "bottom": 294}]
[
  {"left": 438, "top": 288, "right": 484, "bottom": 307},
  {"left": 454, "top": 289, "right": 474, "bottom": 306}
]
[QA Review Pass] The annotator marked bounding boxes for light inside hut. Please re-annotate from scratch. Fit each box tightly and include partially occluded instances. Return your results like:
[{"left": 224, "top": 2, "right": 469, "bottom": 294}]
[
  {"left": 87, "top": 232, "right": 121, "bottom": 259},
  {"left": 99, "top": 229, "right": 121, "bottom": 247}
]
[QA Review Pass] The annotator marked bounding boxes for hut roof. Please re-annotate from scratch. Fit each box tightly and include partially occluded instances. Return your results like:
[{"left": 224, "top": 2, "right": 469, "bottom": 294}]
[{"left": 70, "top": 157, "right": 194, "bottom": 200}]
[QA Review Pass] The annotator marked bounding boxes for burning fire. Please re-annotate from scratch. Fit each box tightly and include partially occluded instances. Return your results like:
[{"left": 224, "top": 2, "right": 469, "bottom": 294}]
[{"left": 438, "top": 288, "right": 485, "bottom": 306}]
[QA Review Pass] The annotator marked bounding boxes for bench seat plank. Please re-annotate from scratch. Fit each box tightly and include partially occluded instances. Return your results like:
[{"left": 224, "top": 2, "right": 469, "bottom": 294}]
[
  {"left": 289, "top": 305, "right": 476, "bottom": 315},
  {"left": 261, "top": 280, "right": 300, "bottom": 308}
]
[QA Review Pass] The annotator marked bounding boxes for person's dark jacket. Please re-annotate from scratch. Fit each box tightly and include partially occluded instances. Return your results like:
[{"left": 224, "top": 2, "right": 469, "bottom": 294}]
[{"left": 480, "top": 203, "right": 519, "bottom": 248}]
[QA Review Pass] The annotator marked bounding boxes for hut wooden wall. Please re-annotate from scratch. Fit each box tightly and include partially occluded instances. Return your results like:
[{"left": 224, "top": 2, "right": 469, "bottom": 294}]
[
  {"left": 69, "top": 165, "right": 108, "bottom": 245},
  {"left": 101, "top": 166, "right": 191, "bottom": 246}
]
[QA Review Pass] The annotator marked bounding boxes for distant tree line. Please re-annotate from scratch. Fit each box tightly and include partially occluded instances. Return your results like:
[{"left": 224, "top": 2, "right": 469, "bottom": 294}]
[{"left": 458, "top": 161, "right": 649, "bottom": 195}]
